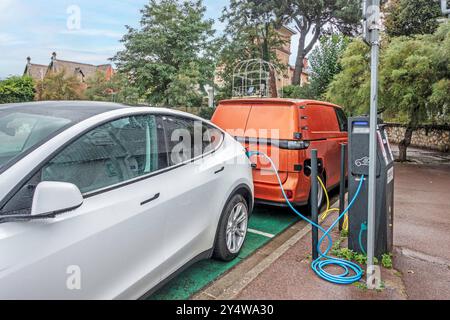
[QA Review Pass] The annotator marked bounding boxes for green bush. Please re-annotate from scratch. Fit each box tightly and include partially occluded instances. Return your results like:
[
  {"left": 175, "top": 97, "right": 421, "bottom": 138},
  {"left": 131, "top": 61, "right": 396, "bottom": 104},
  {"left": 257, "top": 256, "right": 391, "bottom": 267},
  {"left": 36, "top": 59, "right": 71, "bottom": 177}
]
[
  {"left": 281, "top": 84, "right": 316, "bottom": 100},
  {"left": 198, "top": 107, "right": 215, "bottom": 120},
  {"left": 381, "top": 253, "right": 393, "bottom": 269},
  {"left": 0, "top": 76, "right": 35, "bottom": 104}
]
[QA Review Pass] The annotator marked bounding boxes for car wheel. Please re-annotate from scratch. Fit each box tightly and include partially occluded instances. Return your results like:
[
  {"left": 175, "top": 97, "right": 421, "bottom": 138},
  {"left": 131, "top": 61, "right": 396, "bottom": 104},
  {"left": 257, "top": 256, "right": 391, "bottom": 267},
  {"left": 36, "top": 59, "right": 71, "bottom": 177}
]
[{"left": 213, "top": 194, "right": 249, "bottom": 261}]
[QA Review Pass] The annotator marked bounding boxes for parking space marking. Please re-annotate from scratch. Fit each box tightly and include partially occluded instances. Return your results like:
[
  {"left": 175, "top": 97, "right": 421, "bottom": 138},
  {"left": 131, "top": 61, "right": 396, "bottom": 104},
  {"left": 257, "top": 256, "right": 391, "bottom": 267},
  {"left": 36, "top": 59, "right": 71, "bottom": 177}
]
[
  {"left": 247, "top": 228, "right": 275, "bottom": 239},
  {"left": 215, "top": 223, "right": 312, "bottom": 300}
]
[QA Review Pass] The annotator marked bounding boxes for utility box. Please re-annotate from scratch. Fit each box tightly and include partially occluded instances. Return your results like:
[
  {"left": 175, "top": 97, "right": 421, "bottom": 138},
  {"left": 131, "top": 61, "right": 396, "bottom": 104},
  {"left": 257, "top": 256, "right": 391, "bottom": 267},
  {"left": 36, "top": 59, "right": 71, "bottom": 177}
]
[{"left": 347, "top": 116, "right": 394, "bottom": 258}]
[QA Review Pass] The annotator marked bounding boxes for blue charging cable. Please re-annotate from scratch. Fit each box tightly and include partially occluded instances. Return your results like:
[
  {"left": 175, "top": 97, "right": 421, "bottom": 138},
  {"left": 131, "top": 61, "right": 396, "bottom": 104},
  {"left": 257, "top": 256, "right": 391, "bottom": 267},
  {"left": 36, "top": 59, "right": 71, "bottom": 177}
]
[
  {"left": 358, "top": 222, "right": 368, "bottom": 255},
  {"left": 247, "top": 150, "right": 365, "bottom": 285}
]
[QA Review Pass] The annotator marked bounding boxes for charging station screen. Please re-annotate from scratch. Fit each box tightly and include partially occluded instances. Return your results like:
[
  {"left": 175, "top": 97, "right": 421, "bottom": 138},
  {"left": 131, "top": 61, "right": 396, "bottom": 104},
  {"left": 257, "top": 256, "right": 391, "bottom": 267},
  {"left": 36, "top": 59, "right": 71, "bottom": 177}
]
[{"left": 352, "top": 121, "right": 369, "bottom": 134}]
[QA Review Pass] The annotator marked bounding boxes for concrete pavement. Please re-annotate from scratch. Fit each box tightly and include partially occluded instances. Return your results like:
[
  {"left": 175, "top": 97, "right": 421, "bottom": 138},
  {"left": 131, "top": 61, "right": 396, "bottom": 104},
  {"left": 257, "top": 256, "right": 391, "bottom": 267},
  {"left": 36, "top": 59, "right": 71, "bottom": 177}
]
[
  {"left": 195, "top": 147, "right": 450, "bottom": 300},
  {"left": 234, "top": 162, "right": 450, "bottom": 300},
  {"left": 391, "top": 163, "right": 450, "bottom": 299}
]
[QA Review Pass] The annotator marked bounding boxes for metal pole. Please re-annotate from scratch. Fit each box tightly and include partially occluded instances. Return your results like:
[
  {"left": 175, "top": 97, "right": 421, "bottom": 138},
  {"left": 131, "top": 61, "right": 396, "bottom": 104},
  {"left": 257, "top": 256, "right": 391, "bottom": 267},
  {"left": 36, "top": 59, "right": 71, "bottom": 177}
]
[
  {"left": 311, "top": 150, "right": 319, "bottom": 260},
  {"left": 441, "top": 0, "right": 450, "bottom": 16},
  {"left": 339, "top": 144, "right": 346, "bottom": 231},
  {"left": 366, "top": 0, "right": 380, "bottom": 288}
]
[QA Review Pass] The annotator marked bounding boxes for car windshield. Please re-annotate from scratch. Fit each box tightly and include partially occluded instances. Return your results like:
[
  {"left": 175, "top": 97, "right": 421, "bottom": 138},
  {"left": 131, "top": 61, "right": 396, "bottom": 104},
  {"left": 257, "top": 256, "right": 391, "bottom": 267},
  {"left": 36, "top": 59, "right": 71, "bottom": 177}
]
[{"left": 0, "top": 112, "right": 71, "bottom": 170}]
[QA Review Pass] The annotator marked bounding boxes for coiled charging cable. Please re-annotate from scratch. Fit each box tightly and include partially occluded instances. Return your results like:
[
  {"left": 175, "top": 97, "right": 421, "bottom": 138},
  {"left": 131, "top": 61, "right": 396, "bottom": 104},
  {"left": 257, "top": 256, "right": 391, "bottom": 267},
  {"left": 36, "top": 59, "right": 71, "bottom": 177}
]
[{"left": 247, "top": 151, "right": 365, "bottom": 285}]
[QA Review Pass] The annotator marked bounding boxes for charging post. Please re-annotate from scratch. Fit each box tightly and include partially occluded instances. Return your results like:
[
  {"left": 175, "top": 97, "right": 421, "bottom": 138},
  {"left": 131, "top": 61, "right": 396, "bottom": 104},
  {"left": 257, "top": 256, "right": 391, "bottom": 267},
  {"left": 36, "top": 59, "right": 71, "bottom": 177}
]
[
  {"left": 311, "top": 149, "right": 319, "bottom": 260},
  {"left": 339, "top": 144, "right": 347, "bottom": 231}
]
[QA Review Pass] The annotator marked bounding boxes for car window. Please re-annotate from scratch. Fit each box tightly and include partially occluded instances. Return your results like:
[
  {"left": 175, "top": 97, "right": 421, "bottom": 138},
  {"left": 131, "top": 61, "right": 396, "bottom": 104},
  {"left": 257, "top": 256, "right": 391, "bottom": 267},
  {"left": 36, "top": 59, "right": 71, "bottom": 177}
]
[
  {"left": 203, "top": 123, "right": 224, "bottom": 154},
  {"left": 0, "top": 112, "right": 71, "bottom": 170},
  {"left": 0, "top": 171, "right": 41, "bottom": 216},
  {"left": 335, "top": 108, "right": 348, "bottom": 132},
  {"left": 41, "top": 115, "right": 168, "bottom": 194},
  {"left": 163, "top": 116, "right": 198, "bottom": 165},
  {"left": 162, "top": 116, "right": 223, "bottom": 166}
]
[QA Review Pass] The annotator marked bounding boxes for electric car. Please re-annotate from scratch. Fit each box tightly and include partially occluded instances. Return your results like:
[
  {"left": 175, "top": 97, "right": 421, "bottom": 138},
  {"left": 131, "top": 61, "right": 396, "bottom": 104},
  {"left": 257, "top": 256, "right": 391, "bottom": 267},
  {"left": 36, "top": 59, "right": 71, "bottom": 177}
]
[
  {"left": 212, "top": 98, "right": 348, "bottom": 209},
  {"left": 0, "top": 101, "right": 253, "bottom": 299}
]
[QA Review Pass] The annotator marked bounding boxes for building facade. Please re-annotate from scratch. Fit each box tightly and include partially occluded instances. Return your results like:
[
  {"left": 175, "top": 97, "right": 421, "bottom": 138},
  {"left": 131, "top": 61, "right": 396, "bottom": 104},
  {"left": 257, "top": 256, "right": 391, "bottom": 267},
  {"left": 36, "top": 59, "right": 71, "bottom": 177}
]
[
  {"left": 276, "top": 26, "right": 309, "bottom": 89},
  {"left": 24, "top": 52, "right": 114, "bottom": 84}
]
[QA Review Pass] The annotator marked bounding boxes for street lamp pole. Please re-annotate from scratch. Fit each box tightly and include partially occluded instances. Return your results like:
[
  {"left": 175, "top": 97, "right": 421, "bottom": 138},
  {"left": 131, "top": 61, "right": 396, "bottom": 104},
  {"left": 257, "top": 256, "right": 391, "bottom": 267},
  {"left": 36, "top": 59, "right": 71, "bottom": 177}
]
[
  {"left": 363, "top": 0, "right": 381, "bottom": 289},
  {"left": 441, "top": 0, "right": 450, "bottom": 17}
]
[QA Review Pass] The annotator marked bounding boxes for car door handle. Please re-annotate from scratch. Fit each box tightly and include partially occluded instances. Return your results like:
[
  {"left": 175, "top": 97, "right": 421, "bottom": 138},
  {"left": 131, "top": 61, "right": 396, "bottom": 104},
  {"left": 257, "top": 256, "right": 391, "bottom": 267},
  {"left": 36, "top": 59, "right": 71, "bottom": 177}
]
[
  {"left": 214, "top": 166, "right": 225, "bottom": 174},
  {"left": 141, "top": 193, "right": 160, "bottom": 206}
]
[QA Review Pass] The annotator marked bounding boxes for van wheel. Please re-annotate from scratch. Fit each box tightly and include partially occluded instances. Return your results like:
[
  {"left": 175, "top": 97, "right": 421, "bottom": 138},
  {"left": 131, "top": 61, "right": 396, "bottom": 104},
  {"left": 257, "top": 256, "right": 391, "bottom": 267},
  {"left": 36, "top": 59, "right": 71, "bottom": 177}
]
[
  {"left": 308, "top": 175, "right": 324, "bottom": 213},
  {"left": 213, "top": 194, "right": 249, "bottom": 261}
]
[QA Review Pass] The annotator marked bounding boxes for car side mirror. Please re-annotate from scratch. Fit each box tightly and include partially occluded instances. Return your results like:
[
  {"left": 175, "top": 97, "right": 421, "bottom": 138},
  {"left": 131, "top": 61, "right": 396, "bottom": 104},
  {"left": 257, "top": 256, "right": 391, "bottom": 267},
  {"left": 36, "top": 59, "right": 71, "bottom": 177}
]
[{"left": 31, "top": 182, "right": 83, "bottom": 217}]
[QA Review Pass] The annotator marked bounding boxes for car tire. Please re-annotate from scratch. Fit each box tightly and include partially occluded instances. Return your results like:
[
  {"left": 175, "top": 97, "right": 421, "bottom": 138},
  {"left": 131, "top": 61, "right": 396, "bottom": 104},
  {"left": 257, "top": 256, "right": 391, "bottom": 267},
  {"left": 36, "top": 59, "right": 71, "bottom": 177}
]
[{"left": 213, "top": 194, "right": 249, "bottom": 262}]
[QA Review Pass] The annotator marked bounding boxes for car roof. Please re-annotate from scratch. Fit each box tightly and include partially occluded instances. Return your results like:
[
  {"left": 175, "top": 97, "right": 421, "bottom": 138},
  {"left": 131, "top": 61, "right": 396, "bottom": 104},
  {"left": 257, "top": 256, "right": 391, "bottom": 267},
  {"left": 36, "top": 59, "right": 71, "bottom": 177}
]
[
  {"left": 218, "top": 98, "right": 342, "bottom": 108},
  {"left": 0, "top": 101, "right": 131, "bottom": 122}
]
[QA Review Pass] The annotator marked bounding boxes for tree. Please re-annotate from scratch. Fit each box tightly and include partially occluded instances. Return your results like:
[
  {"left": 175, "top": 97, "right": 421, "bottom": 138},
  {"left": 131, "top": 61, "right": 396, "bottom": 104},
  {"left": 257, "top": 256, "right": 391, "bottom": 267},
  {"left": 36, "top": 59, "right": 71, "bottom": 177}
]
[
  {"left": 281, "top": 0, "right": 361, "bottom": 85},
  {"left": 384, "top": 0, "right": 441, "bottom": 37},
  {"left": 326, "top": 22, "right": 450, "bottom": 161},
  {"left": 85, "top": 71, "right": 147, "bottom": 105},
  {"left": 381, "top": 22, "right": 450, "bottom": 161},
  {"left": 113, "top": 0, "right": 216, "bottom": 108},
  {"left": 308, "top": 34, "right": 349, "bottom": 98},
  {"left": 35, "top": 70, "right": 84, "bottom": 101},
  {"left": 85, "top": 71, "right": 118, "bottom": 101},
  {"left": 0, "top": 76, "right": 35, "bottom": 104},
  {"left": 283, "top": 35, "right": 349, "bottom": 100},
  {"left": 325, "top": 39, "right": 371, "bottom": 115},
  {"left": 218, "top": 0, "right": 286, "bottom": 98},
  {"left": 281, "top": 83, "right": 316, "bottom": 99}
]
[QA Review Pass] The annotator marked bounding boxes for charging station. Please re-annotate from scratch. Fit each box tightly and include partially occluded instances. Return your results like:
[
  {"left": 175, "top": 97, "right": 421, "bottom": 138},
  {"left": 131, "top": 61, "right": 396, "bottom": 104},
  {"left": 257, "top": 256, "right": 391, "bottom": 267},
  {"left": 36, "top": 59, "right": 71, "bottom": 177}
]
[{"left": 347, "top": 116, "right": 395, "bottom": 258}]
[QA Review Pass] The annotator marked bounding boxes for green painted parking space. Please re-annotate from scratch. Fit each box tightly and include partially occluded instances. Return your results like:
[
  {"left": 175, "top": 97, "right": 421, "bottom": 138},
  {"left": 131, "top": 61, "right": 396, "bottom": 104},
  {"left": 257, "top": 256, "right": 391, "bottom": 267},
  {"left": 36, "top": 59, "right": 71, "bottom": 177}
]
[{"left": 149, "top": 205, "right": 301, "bottom": 300}]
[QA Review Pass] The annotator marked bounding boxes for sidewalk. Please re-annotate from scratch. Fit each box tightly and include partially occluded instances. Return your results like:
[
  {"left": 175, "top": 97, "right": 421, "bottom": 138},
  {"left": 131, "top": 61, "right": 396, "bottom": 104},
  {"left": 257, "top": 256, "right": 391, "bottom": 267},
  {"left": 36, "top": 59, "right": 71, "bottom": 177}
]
[
  {"left": 234, "top": 162, "right": 450, "bottom": 300},
  {"left": 391, "top": 144, "right": 450, "bottom": 165},
  {"left": 195, "top": 155, "right": 450, "bottom": 300},
  {"left": 391, "top": 163, "right": 450, "bottom": 299}
]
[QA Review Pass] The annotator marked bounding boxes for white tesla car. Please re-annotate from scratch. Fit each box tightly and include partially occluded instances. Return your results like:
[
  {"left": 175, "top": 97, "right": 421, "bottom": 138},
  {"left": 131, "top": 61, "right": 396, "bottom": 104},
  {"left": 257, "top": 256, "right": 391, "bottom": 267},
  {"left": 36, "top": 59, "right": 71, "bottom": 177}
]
[{"left": 0, "top": 101, "right": 253, "bottom": 299}]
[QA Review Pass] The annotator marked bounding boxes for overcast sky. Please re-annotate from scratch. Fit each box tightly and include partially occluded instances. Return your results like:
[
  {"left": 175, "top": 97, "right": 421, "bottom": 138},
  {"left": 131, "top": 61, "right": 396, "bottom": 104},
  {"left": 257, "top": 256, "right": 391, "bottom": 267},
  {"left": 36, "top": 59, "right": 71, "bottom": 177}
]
[{"left": 0, "top": 0, "right": 299, "bottom": 79}]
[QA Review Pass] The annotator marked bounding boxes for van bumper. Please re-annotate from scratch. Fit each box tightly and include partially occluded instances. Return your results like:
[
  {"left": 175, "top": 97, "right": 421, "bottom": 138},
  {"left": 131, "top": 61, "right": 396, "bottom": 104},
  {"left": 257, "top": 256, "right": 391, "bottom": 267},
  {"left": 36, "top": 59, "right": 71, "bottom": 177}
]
[
  {"left": 253, "top": 172, "right": 310, "bottom": 207},
  {"left": 255, "top": 198, "right": 308, "bottom": 207}
]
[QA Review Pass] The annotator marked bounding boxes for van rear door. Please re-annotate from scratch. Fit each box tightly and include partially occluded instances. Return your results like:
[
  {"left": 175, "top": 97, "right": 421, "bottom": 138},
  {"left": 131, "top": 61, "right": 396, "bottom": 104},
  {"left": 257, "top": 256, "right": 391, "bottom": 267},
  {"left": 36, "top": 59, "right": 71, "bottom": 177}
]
[
  {"left": 244, "top": 103, "right": 298, "bottom": 185},
  {"left": 300, "top": 103, "right": 348, "bottom": 187},
  {"left": 211, "top": 103, "right": 252, "bottom": 135}
]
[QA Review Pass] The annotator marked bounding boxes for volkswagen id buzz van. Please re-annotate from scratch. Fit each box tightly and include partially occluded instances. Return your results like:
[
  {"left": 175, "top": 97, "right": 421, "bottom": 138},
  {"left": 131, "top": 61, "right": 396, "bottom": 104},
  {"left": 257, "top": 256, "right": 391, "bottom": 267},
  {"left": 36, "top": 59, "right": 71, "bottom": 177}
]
[{"left": 212, "top": 98, "right": 348, "bottom": 209}]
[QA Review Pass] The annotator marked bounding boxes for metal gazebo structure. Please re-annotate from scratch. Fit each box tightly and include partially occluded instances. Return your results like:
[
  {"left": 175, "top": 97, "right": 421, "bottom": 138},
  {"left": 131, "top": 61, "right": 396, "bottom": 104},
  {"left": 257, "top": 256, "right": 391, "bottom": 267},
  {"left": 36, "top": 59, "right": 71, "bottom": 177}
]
[{"left": 232, "top": 59, "right": 283, "bottom": 99}]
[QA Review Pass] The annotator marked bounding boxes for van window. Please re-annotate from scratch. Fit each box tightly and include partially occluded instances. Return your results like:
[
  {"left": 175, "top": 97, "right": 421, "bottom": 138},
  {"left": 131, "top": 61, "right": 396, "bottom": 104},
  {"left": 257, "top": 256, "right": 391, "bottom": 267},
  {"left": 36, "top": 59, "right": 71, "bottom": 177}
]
[
  {"left": 305, "top": 105, "right": 340, "bottom": 132},
  {"left": 335, "top": 108, "right": 348, "bottom": 132}
]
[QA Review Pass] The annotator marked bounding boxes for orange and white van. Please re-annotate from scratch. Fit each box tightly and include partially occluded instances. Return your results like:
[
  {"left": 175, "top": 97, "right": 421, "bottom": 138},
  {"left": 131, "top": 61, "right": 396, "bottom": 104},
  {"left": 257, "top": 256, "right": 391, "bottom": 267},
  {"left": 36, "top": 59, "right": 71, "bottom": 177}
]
[{"left": 212, "top": 98, "right": 348, "bottom": 208}]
